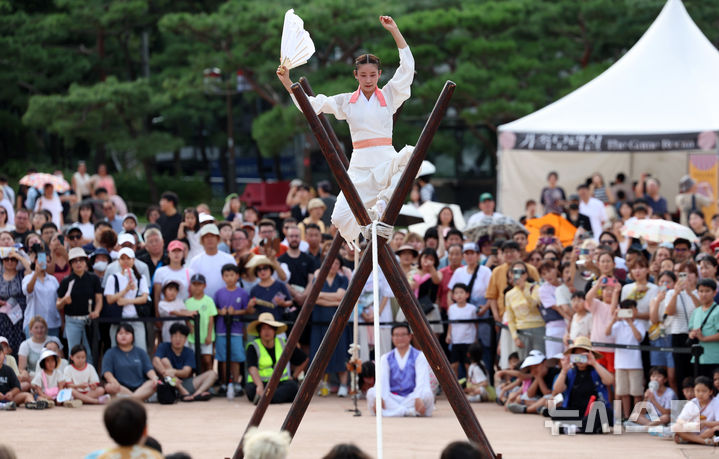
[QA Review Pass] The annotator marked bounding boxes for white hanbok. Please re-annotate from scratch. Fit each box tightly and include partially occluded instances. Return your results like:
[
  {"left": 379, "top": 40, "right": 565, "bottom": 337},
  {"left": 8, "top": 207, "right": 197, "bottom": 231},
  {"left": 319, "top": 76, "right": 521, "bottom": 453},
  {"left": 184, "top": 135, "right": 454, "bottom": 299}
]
[
  {"left": 293, "top": 46, "right": 415, "bottom": 244},
  {"left": 366, "top": 346, "right": 435, "bottom": 417}
]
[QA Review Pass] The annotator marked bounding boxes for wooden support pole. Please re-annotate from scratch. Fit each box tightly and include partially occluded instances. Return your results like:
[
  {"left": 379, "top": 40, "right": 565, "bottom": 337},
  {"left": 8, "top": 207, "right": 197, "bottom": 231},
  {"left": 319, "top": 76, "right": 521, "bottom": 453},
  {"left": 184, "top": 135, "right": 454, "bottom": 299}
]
[
  {"left": 377, "top": 243, "right": 497, "bottom": 459},
  {"left": 298, "top": 77, "right": 348, "bottom": 168},
  {"left": 236, "top": 79, "right": 499, "bottom": 459},
  {"left": 233, "top": 234, "right": 344, "bottom": 459}
]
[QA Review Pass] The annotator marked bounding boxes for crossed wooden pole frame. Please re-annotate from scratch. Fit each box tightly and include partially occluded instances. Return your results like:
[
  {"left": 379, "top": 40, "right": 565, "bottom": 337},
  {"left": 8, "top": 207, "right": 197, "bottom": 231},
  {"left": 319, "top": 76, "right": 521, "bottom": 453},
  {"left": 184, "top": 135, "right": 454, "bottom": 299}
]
[{"left": 234, "top": 78, "right": 498, "bottom": 459}]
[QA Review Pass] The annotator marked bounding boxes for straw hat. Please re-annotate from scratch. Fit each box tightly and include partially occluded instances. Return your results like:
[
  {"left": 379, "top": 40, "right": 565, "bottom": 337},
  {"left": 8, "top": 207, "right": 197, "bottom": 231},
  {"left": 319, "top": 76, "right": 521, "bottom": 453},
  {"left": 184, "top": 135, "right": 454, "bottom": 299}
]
[
  {"left": 247, "top": 312, "right": 287, "bottom": 335},
  {"left": 307, "top": 198, "right": 326, "bottom": 211},
  {"left": 564, "top": 336, "right": 602, "bottom": 359},
  {"left": 395, "top": 244, "right": 418, "bottom": 257},
  {"left": 245, "top": 255, "right": 274, "bottom": 276}
]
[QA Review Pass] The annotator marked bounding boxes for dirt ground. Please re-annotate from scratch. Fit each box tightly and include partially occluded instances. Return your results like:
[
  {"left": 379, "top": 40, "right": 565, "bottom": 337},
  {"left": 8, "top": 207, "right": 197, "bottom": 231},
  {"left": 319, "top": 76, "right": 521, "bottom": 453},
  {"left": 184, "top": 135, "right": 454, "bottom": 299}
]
[{"left": 2, "top": 395, "right": 717, "bottom": 458}]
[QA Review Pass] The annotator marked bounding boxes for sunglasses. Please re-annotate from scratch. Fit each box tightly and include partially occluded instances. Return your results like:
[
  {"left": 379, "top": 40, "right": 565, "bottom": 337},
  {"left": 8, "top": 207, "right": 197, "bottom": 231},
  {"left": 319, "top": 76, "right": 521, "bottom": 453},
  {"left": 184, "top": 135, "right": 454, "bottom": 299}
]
[
  {"left": 256, "top": 265, "right": 271, "bottom": 272},
  {"left": 599, "top": 240, "right": 616, "bottom": 245},
  {"left": 544, "top": 257, "right": 558, "bottom": 261},
  {"left": 512, "top": 269, "right": 526, "bottom": 275},
  {"left": 68, "top": 235, "right": 81, "bottom": 241}
]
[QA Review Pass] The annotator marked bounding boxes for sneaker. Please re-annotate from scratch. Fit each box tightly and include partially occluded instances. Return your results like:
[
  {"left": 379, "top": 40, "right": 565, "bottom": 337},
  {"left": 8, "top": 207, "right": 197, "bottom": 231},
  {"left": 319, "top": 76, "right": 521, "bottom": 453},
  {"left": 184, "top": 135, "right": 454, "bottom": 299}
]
[
  {"left": 467, "top": 395, "right": 482, "bottom": 403},
  {"left": 63, "top": 399, "right": 83, "bottom": 408},
  {"left": 219, "top": 384, "right": 227, "bottom": 394},
  {"left": 538, "top": 406, "right": 550, "bottom": 417},
  {"left": 507, "top": 403, "right": 527, "bottom": 414},
  {"left": 404, "top": 408, "right": 417, "bottom": 417},
  {"left": 0, "top": 401, "right": 16, "bottom": 411},
  {"left": 98, "top": 395, "right": 111, "bottom": 405},
  {"left": 25, "top": 400, "right": 49, "bottom": 410},
  {"left": 337, "top": 385, "right": 348, "bottom": 398}
]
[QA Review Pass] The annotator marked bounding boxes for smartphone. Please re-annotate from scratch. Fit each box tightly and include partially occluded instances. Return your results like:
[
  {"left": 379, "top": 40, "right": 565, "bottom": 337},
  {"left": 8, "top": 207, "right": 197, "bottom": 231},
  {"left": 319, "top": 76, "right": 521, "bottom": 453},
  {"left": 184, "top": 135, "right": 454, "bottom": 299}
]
[
  {"left": 37, "top": 252, "right": 46, "bottom": 269},
  {"left": 618, "top": 308, "right": 633, "bottom": 319},
  {"left": 579, "top": 248, "right": 590, "bottom": 256},
  {"left": 659, "top": 285, "right": 667, "bottom": 293},
  {"left": 570, "top": 354, "right": 587, "bottom": 364}
]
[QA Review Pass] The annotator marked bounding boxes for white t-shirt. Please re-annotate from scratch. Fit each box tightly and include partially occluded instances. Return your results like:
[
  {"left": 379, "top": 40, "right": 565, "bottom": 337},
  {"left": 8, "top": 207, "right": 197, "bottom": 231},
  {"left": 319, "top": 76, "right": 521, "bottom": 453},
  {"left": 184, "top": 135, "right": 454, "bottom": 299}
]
[
  {"left": 448, "top": 265, "right": 492, "bottom": 306},
  {"left": 555, "top": 284, "right": 572, "bottom": 306},
  {"left": 31, "top": 368, "right": 63, "bottom": 391},
  {"left": 34, "top": 194, "right": 63, "bottom": 228},
  {"left": 158, "top": 299, "right": 188, "bottom": 343},
  {"left": 18, "top": 339, "right": 45, "bottom": 372},
  {"left": 189, "top": 251, "right": 236, "bottom": 299},
  {"left": 650, "top": 386, "right": 676, "bottom": 411},
  {"left": 22, "top": 273, "right": 62, "bottom": 330},
  {"left": 448, "top": 303, "right": 478, "bottom": 344},
  {"left": 660, "top": 289, "right": 697, "bottom": 335},
  {"left": 63, "top": 364, "right": 100, "bottom": 393},
  {"left": 78, "top": 222, "right": 95, "bottom": 241},
  {"left": 676, "top": 397, "right": 719, "bottom": 433},
  {"left": 103, "top": 271, "right": 149, "bottom": 318},
  {"left": 153, "top": 266, "right": 193, "bottom": 302},
  {"left": 569, "top": 312, "right": 592, "bottom": 340},
  {"left": 579, "top": 197, "right": 605, "bottom": 240},
  {"left": 468, "top": 363, "right": 487, "bottom": 386},
  {"left": 610, "top": 319, "right": 646, "bottom": 370}
]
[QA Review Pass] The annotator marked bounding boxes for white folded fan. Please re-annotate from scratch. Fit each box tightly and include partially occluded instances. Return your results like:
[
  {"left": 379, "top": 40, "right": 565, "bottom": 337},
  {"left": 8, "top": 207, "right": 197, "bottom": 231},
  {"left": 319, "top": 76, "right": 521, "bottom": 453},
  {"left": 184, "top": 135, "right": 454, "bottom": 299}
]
[{"left": 280, "top": 9, "right": 315, "bottom": 70}]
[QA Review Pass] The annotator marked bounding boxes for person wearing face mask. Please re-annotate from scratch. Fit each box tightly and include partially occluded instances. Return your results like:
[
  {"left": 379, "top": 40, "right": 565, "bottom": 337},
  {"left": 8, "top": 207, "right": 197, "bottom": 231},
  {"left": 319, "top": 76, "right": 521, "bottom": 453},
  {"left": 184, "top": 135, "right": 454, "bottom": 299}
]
[{"left": 90, "top": 248, "right": 110, "bottom": 280}]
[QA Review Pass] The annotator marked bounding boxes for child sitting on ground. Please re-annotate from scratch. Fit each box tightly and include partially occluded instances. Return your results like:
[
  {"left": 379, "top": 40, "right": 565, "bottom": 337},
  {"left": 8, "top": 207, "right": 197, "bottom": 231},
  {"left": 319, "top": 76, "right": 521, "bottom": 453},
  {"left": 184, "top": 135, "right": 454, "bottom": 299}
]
[
  {"left": 41, "top": 340, "right": 69, "bottom": 374},
  {"left": 606, "top": 299, "right": 646, "bottom": 420},
  {"left": 0, "top": 340, "right": 36, "bottom": 410},
  {"left": 633, "top": 366, "right": 675, "bottom": 428},
  {"left": 61, "top": 344, "right": 109, "bottom": 406},
  {"left": 446, "top": 283, "right": 478, "bottom": 379},
  {"left": 494, "top": 352, "right": 521, "bottom": 405},
  {"left": 30, "top": 349, "right": 61, "bottom": 407},
  {"left": 465, "top": 342, "right": 490, "bottom": 402},
  {"left": 564, "top": 291, "right": 592, "bottom": 347},
  {"left": 673, "top": 376, "right": 719, "bottom": 445}
]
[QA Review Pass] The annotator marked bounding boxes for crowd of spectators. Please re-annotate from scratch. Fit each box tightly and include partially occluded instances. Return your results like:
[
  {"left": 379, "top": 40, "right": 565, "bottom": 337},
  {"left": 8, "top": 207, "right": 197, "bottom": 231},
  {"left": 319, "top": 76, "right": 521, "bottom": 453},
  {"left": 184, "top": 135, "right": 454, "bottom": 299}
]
[{"left": 2, "top": 163, "right": 719, "bottom": 446}]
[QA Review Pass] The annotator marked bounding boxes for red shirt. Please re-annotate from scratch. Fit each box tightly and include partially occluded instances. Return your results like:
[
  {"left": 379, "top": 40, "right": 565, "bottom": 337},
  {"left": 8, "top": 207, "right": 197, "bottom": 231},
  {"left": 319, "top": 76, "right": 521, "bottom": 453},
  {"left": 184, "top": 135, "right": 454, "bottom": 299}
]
[{"left": 437, "top": 265, "right": 458, "bottom": 311}]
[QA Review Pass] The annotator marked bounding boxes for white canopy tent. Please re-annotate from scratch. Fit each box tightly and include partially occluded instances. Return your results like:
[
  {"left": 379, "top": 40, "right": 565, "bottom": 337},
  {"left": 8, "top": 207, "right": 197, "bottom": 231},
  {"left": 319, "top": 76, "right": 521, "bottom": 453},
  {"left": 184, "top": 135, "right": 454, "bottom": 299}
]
[{"left": 497, "top": 0, "right": 719, "bottom": 219}]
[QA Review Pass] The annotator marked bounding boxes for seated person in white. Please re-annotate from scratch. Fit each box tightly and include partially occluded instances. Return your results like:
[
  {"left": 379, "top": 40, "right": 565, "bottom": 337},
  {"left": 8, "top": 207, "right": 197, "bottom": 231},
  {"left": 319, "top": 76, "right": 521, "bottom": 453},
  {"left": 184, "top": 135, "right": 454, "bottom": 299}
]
[{"left": 367, "top": 323, "right": 434, "bottom": 417}]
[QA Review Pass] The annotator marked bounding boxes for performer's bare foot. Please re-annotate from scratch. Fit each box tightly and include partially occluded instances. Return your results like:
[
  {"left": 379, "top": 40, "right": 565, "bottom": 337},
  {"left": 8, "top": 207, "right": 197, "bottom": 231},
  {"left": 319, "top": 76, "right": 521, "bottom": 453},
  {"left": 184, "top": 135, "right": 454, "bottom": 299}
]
[{"left": 415, "top": 398, "right": 426, "bottom": 416}]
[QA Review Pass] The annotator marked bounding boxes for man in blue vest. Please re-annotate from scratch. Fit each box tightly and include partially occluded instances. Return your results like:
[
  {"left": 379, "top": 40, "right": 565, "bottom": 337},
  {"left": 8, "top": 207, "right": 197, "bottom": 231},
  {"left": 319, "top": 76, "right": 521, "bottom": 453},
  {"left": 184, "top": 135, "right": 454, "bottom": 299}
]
[
  {"left": 245, "top": 313, "right": 307, "bottom": 404},
  {"left": 367, "top": 323, "right": 435, "bottom": 417}
]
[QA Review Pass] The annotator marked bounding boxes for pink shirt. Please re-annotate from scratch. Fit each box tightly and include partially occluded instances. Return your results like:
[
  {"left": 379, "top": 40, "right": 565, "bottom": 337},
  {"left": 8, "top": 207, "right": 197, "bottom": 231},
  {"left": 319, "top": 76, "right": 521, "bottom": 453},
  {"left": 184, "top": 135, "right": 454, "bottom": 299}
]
[{"left": 589, "top": 298, "right": 615, "bottom": 352}]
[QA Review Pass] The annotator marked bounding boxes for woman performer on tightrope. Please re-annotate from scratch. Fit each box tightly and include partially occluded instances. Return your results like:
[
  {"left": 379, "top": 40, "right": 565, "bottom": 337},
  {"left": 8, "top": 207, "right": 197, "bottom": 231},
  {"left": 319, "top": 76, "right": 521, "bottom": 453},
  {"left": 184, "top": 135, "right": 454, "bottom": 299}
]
[{"left": 277, "top": 16, "right": 414, "bottom": 247}]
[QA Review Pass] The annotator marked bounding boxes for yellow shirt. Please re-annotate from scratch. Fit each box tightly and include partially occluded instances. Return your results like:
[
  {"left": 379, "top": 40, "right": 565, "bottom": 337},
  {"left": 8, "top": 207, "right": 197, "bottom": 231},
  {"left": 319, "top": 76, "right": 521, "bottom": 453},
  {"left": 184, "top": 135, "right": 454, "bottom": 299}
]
[
  {"left": 485, "top": 263, "right": 540, "bottom": 318},
  {"left": 505, "top": 284, "right": 545, "bottom": 339}
]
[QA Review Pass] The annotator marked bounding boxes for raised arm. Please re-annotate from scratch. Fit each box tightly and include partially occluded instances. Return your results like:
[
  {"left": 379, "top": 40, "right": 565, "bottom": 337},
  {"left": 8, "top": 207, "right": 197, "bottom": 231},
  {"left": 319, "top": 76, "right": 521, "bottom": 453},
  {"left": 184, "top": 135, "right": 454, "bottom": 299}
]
[{"left": 380, "top": 16, "right": 407, "bottom": 49}]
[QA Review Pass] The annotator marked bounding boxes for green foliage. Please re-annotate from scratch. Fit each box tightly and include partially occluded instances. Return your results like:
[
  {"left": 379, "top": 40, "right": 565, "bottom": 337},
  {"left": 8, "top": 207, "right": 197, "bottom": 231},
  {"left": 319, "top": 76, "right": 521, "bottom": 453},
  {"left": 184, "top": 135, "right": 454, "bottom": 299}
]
[
  {"left": 2, "top": 0, "right": 719, "bottom": 186},
  {"left": 114, "top": 172, "right": 212, "bottom": 212}
]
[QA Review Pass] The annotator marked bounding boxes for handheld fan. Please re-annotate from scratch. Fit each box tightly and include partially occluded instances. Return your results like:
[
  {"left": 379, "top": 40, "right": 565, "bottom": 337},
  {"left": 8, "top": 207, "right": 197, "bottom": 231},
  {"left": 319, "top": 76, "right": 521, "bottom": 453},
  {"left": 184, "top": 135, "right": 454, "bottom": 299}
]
[{"left": 280, "top": 9, "right": 315, "bottom": 71}]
